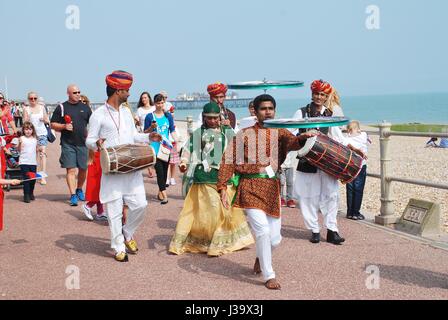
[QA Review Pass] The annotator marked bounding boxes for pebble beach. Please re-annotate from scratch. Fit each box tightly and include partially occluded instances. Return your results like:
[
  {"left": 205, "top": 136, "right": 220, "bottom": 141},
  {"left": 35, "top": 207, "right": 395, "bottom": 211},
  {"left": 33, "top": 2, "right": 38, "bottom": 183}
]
[{"left": 339, "top": 126, "right": 448, "bottom": 232}]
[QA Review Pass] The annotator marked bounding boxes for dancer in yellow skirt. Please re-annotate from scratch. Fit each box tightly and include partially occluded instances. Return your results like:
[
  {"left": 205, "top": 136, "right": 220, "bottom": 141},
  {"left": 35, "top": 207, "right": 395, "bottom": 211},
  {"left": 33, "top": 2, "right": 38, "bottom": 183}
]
[{"left": 169, "top": 102, "right": 254, "bottom": 256}]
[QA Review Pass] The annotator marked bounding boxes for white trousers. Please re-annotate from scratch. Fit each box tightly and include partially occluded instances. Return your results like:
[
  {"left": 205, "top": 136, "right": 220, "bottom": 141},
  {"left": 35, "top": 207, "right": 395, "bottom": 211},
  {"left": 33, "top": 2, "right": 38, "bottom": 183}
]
[
  {"left": 298, "top": 194, "right": 339, "bottom": 233},
  {"left": 295, "top": 170, "right": 339, "bottom": 233},
  {"left": 105, "top": 193, "right": 148, "bottom": 253},
  {"left": 245, "top": 209, "right": 282, "bottom": 282}
]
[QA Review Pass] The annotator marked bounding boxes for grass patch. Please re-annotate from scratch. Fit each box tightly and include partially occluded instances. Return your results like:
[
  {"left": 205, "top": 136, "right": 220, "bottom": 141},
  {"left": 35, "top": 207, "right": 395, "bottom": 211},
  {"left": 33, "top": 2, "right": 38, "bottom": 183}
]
[{"left": 370, "top": 123, "right": 448, "bottom": 133}]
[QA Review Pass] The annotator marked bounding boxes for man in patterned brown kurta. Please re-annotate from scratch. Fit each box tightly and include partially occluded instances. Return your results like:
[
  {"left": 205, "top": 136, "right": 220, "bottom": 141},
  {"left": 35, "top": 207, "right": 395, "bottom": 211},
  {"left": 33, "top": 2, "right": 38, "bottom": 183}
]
[{"left": 217, "top": 94, "right": 315, "bottom": 290}]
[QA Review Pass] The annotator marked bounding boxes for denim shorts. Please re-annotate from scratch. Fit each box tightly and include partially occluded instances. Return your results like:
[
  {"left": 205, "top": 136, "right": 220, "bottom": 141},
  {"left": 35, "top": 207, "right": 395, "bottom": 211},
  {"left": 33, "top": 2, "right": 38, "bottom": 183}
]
[{"left": 38, "top": 135, "right": 48, "bottom": 147}]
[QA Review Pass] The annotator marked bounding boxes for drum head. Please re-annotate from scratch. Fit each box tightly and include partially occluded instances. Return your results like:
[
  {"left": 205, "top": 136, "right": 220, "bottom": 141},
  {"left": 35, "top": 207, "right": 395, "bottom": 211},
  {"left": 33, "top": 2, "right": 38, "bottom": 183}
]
[
  {"left": 297, "top": 136, "right": 317, "bottom": 157},
  {"left": 227, "top": 80, "right": 304, "bottom": 90},
  {"left": 264, "top": 117, "right": 350, "bottom": 129},
  {"left": 100, "top": 148, "right": 111, "bottom": 174}
]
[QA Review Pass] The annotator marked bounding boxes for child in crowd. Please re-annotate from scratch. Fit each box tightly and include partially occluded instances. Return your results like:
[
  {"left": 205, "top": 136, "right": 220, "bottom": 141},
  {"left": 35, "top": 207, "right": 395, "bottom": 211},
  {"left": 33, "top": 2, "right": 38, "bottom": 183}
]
[
  {"left": 5, "top": 138, "right": 20, "bottom": 168},
  {"left": 18, "top": 122, "right": 38, "bottom": 203},
  {"left": 345, "top": 120, "right": 370, "bottom": 220}
]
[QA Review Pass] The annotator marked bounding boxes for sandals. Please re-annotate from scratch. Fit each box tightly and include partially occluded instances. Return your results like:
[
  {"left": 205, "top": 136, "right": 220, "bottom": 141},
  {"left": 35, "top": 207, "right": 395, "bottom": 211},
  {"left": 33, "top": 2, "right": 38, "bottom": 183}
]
[{"left": 265, "top": 279, "right": 281, "bottom": 290}]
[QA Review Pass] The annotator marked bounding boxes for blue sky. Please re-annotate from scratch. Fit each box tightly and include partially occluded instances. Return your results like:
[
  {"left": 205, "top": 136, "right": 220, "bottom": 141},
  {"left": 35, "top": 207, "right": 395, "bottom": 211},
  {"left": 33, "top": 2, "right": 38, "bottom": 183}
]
[{"left": 1, "top": 0, "right": 447, "bottom": 102}]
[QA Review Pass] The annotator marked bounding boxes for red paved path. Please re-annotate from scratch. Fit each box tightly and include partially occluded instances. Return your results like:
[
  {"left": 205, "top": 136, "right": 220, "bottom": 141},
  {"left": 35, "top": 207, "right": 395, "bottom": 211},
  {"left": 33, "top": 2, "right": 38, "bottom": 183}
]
[{"left": 1, "top": 141, "right": 447, "bottom": 299}]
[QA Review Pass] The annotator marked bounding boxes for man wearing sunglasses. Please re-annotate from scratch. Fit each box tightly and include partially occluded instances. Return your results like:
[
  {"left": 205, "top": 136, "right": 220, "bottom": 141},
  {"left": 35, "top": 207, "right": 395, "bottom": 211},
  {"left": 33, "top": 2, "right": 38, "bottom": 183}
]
[
  {"left": 0, "top": 93, "right": 18, "bottom": 135},
  {"left": 51, "top": 85, "right": 92, "bottom": 206}
]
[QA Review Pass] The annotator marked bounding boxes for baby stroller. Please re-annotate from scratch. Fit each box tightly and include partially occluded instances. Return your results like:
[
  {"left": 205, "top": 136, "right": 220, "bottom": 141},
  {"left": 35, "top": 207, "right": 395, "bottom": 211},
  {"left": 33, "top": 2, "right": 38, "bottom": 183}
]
[{"left": 1, "top": 134, "right": 23, "bottom": 192}]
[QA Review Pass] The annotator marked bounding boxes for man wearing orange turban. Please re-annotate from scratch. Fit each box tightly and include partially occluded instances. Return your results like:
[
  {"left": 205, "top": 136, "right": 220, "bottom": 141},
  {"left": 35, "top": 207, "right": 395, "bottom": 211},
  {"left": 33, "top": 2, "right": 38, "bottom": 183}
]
[
  {"left": 86, "top": 70, "right": 161, "bottom": 262},
  {"left": 105, "top": 70, "right": 134, "bottom": 90},
  {"left": 201, "top": 82, "right": 236, "bottom": 130},
  {"left": 292, "top": 79, "right": 347, "bottom": 246}
]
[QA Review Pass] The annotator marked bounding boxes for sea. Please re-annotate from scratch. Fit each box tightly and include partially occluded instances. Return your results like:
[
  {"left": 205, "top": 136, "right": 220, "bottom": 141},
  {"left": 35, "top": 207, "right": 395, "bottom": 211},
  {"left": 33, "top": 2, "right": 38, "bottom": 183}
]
[{"left": 164, "top": 92, "right": 448, "bottom": 125}]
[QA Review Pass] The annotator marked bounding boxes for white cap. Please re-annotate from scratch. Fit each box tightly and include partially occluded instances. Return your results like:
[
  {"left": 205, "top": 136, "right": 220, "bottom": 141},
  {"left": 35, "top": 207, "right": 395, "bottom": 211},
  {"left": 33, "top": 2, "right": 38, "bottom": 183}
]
[{"left": 11, "top": 138, "right": 19, "bottom": 145}]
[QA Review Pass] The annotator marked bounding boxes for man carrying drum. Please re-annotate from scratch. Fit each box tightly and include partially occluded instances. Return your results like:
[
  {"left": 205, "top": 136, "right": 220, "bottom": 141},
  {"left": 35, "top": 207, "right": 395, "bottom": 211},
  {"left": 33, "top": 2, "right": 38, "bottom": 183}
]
[
  {"left": 86, "top": 70, "right": 161, "bottom": 262},
  {"left": 292, "top": 80, "right": 365, "bottom": 245}
]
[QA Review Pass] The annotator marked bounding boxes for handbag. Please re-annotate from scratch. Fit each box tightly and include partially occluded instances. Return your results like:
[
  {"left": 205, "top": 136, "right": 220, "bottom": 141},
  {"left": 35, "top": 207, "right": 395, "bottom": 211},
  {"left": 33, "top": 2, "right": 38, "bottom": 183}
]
[
  {"left": 46, "top": 123, "right": 56, "bottom": 143},
  {"left": 157, "top": 142, "right": 171, "bottom": 162}
]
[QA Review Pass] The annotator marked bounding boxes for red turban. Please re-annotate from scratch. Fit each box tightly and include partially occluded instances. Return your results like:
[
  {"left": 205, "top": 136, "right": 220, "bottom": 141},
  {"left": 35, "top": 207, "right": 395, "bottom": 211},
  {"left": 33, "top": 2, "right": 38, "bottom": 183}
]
[
  {"left": 207, "top": 82, "right": 228, "bottom": 97},
  {"left": 106, "top": 70, "right": 133, "bottom": 90},
  {"left": 311, "top": 79, "right": 333, "bottom": 95}
]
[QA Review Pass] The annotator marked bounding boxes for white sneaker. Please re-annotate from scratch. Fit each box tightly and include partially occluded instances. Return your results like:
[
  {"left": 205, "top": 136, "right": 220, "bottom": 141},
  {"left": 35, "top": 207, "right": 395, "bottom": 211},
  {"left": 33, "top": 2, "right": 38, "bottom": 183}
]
[
  {"left": 170, "top": 178, "right": 176, "bottom": 185},
  {"left": 82, "top": 204, "right": 94, "bottom": 221}
]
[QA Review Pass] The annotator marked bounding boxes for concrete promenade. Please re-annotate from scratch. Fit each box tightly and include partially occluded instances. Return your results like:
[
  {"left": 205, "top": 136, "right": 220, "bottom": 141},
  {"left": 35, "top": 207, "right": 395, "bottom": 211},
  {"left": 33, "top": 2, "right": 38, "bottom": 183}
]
[{"left": 1, "top": 133, "right": 447, "bottom": 300}]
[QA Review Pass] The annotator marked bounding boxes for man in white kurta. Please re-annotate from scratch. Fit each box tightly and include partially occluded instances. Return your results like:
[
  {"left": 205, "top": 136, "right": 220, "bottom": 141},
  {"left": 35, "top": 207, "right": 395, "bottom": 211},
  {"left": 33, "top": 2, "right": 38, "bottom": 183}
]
[
  {"left": 292, "top": 80, "right": 349, "bottom": 245},
  {"left": 86, "top": 70, "right": 158, "bottom": 262}
]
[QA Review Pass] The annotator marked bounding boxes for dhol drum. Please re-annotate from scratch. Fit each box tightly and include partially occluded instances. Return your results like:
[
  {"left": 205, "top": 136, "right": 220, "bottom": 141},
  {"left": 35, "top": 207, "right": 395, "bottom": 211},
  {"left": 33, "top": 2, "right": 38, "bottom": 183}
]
[
  {"left": 297, "top": 134, "right": 363, "bottom": 184},
  {"left": 100, "top": 144, "right": 156, "bottom": 174}
]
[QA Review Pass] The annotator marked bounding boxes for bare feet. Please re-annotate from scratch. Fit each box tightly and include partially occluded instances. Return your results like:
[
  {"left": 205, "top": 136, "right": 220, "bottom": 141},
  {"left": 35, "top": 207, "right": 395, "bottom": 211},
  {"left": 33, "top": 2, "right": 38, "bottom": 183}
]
[
  {"left": 265, "top": 278, "right": 281, "bottom": 290},
  {"left": 253, "top": 258, "right": 261, "bottom": 275}
]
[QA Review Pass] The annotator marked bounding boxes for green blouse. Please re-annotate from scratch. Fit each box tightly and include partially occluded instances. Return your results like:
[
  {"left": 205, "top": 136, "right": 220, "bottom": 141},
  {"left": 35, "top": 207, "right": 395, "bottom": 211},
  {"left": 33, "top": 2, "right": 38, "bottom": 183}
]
[{"left": 185, "top": 126, "right": 235, "bottom": 184}]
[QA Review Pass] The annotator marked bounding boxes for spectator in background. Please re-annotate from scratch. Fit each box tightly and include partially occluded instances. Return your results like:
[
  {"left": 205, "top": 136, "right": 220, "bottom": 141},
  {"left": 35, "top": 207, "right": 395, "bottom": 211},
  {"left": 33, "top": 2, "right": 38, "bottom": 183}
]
[
  {"left": 160, "top": 90, "right": 173, "bottom": 113},
  {"left": 345, "top": 120, "right": 370, "bottom": 220},
  {"left": 23, "top": 91, "right": 50, "bottom": 185},
  {"left": 136, "top": 92, "right": 154, "bottom": 131},
  {"left": 80, "top": 95, "right": 91, "bottom": 109},
  {"left": 136, "top": 92, "right": 156, "bottom": 179},
  {"left": 144, "top": 94, "right": 178, "bottom": 204},
  {"left": 13, "top": 102, "right": 23, "bottom": 128},
  {"left": 51, "top": 84, "right": 92, "bottom": 206},
  {"left": 238, "top": 100, "right": 257, "bottom": 130},
  {"left": 325, "top": 89, "right": 344, "bottom": 117},
  {"left": 0, "top": 93, "right": 18, "bottom": 135},
  {"left": 280, "top": 150, "right": 298, "bottom": 208},
  {"left": 37, "top": 97, "right": 48, "bottom": 114},
  {"left": 166, "top": 105, "right": 179, "bottom": 186},
  {"left": 425, "top": 137, "right": 438, "bottom": 148}
]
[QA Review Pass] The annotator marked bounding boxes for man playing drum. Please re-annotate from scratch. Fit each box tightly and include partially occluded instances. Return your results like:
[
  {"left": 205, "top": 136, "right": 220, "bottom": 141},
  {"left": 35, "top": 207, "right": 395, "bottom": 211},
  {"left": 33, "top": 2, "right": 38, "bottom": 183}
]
[
  {"left": 218, "top": 94, "right": 316, "bottom": 290},
  {"left": 292, "top": 80, "right": 365, "bottom": 245},
  {"left": 86, "top": 70, "right": 161, "bottom": 262}
]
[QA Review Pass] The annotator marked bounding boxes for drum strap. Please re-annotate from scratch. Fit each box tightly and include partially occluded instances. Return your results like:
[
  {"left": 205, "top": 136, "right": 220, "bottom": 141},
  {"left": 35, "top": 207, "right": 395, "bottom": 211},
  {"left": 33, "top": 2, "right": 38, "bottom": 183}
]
[
  {"left": 297, "top": 103, "right": 332, "bottom": 173},
  {"left": 106, "top": 104, "right": 120, "bottom": 135},
  {"left": 341, "top": 150, "right": 353, "bottom": 176}
]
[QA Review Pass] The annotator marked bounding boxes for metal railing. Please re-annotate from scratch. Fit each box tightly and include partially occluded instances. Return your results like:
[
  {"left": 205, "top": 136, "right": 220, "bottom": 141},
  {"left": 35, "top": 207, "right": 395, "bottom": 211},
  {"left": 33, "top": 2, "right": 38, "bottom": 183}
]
[{"left": 364, "top": 122, "right": 448, "bottom": 226}]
